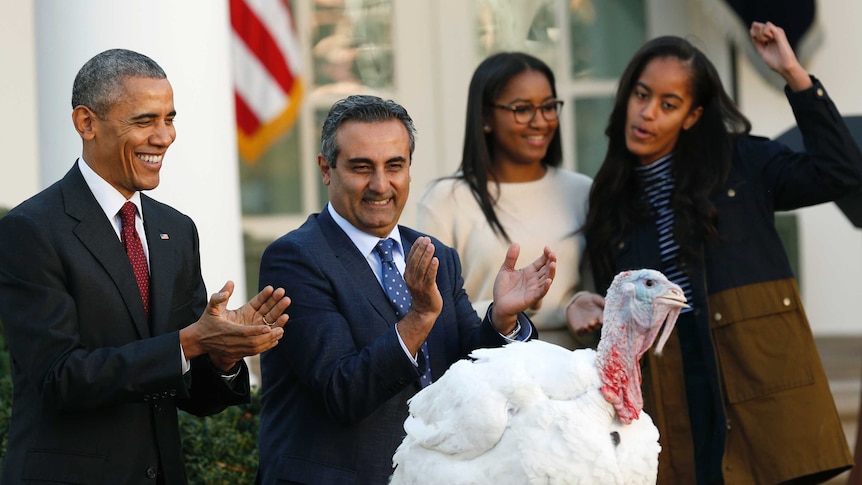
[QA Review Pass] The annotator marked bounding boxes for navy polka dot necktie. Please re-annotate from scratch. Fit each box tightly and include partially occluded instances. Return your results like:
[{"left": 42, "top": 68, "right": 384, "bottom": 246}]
[
  {"left": 119, "top": 201, "right": 150, "bottom": 318},
  {"left": 374, "top": 238, "right": 432, "bottom": 387}
]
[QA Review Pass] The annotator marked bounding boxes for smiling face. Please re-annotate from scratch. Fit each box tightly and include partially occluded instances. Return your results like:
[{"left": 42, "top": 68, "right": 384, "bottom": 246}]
[
  {"left": 319, "top": 119, "right": 411, "bottom": 237},
  {"left": 487, "top": 69, "right": 559, "bottom": 174},
  {"left": 625, "top": 57, "right": 702, "bottom": 166},
  {"left": 76, "top": 76, "right": 176, "bottom": 198}
]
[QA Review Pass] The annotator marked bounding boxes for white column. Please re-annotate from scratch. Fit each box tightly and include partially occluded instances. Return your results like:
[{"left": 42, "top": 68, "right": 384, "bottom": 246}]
[
  {"left": 0, "top": 0, "right": 39, "bottom": 210},
  {"left": 35, "top": 0, "right": 247, "bottom": 300}
]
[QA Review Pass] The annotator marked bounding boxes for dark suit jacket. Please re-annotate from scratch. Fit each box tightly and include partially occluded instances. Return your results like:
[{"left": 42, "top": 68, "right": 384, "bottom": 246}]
[
  {"left": 256, "top": 209, "right": 532, "bottom": 484},
  {"left": 0, "top": 165, "right": 250, "bottom": 485}
]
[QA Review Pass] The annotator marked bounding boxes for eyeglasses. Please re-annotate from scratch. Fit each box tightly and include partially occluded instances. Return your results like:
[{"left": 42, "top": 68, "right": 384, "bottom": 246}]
[{"left": 491, "top": 100, "right": 564, "bottom": 124}]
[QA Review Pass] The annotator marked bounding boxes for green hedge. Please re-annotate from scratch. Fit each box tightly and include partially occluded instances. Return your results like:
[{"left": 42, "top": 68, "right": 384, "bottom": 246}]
[
  {"left": 0, "top": 325, "right": 262, "bottom": 484},
  {"left": 179, "top": 389, "right": 262, "bottom": 484}
]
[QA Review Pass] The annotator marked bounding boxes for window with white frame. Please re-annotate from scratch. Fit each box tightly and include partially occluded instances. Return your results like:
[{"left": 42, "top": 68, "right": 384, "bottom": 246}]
[{"left": 474, "top": 0, "right": 646, "bottom": 176}]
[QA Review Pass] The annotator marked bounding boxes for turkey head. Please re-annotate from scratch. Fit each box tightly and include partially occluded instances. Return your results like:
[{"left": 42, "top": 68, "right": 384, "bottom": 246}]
[{"left": 595, "top": 269, "right": 687, "bottom": 424}]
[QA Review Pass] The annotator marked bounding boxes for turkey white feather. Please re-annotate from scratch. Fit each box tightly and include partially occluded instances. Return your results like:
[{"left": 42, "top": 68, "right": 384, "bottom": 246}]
[{"left": 390, "top": 269, "right": 687, "bottom": 485}]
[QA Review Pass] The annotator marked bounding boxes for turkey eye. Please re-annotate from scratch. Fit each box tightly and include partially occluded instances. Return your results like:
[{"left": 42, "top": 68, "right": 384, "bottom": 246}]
[{"left": 645, "top": 279, "right": 655, "bottom": 287}]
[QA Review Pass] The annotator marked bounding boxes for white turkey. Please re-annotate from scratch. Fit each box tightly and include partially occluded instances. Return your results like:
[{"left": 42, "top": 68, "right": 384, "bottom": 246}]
[{"left": 389, "top": 268, "right": 687, "bottom": 485}]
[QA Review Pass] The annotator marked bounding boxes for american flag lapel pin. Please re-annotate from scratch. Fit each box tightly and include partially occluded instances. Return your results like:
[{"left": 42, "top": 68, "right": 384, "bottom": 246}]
[{"left": 160, "top": 233, "right": 170, "bottom": 240}]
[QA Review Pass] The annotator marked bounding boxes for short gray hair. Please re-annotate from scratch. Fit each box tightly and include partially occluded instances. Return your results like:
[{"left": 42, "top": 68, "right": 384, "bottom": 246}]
[
  {"left": 72, "top": 48, "right": 167, "bottom": 116},
  {"left": 320, "top": 95, "right": 417, "bottom": 167}
]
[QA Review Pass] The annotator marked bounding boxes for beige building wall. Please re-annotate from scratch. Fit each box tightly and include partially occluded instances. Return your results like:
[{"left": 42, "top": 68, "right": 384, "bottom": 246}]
[{"left": 0, "top": 0, "right": 39, "bottom": 209}]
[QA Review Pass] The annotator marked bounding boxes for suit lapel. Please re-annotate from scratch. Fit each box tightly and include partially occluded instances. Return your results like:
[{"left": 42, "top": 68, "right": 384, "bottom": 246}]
[
  {"left": 141, "top": 196, "right": 174, "bottom": 336},
  {"left": 61, "top": 166, "right": 151, "bottom": 339},
  {"left": 317, "top": 210, "right": 399, "bottom": 325}
]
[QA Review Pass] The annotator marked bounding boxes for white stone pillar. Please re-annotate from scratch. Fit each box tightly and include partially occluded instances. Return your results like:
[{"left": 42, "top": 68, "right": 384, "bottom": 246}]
[
  {"left": 35, "top": 0, "right": 247, "bottom": 300},
  {"left": 0, "top": 0, "right": 39, "bottom": 210}
]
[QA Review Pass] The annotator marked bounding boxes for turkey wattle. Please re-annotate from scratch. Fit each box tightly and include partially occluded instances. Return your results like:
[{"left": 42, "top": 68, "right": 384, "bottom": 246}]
[{"left": 390, "top": 269, "right": 687, "bottom": 485}]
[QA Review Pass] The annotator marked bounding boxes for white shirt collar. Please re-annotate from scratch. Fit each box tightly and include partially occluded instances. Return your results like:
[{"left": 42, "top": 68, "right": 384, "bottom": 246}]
[
  {"left": 78, "top": 158, "right": 143, "bottom": 234},
  {"left": 326, "top": 203, "right": 405, "bottom": 260}
]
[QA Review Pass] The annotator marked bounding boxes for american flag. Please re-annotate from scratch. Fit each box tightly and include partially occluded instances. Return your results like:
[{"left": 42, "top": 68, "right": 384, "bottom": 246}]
[{"left": 230, "top": 0, "right": 304, "bottom": 162}]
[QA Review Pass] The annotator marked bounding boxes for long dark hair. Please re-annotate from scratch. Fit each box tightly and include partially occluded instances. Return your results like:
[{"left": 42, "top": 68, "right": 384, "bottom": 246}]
[
  {"left": 452, "top": 52, "right": 563, "bottom": 242},
  {"left": 583, "top": 36, "right": 751, "bottom": 278}
]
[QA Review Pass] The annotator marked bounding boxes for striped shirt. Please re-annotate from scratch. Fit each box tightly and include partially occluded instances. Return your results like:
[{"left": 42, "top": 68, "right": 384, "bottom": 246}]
[{"left": 634, "top": 155, "right": 694, "bottom": 313}]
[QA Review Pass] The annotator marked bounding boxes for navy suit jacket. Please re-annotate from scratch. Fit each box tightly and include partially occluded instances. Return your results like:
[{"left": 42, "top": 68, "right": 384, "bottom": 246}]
[
  {"left": 256, "top": 209, "right": 532, "bottom": 484},
  {"left": 0, "top": 165, "right": 250, "bottom": 485}
]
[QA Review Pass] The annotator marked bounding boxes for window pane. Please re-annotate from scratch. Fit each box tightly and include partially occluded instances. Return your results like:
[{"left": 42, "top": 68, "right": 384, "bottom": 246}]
[
  {"left": 476, "top": 0, "right": 645, "bottom": 80},
  {"left": 477, "top": 0, "right": 560, "bottom": 67},
  {"left": 570, "top": 0, "right": 646, "bottom": 79},
  {"left": 239, "top": 129, "right": 302, "bottom": 215},
  {"left": 312, "top": 0, "right": 394, "bottom": 94},
  {"left": 573, "top": 96, "right": 613, "bottom": 178}
]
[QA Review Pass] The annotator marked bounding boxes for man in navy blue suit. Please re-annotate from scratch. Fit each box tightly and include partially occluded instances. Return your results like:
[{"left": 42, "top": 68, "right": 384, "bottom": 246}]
[{"left": 257, "top": 95, "right": 557, "bottom": 484}]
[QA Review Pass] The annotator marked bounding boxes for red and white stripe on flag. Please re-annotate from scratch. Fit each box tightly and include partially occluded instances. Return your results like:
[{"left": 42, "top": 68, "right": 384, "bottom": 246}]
[{"left": 230, "top": 0, "right": 303, "bottom": 162}]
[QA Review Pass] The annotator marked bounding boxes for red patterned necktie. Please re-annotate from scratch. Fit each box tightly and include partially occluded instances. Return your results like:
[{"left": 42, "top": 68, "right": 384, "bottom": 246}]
[{"left": 119, "top": 201, "right": 150, "bottom": 317}]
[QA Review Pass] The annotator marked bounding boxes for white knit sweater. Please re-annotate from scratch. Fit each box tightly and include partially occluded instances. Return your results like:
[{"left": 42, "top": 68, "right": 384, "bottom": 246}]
[{"left": 416, "top": 167, "right": 592, "bottom": 349}]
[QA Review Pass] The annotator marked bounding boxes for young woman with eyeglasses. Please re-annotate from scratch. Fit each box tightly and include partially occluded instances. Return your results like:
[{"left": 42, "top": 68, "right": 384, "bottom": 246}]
[{"left": 416, "top": 51, "right": 594, "bottom": 349}]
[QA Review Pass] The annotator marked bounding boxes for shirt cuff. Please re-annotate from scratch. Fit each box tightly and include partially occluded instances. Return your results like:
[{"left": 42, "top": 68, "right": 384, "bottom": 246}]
[
  {"left": 216, "top": 361, "right": 243, "bottom": 382},
  {"left": 180, "top": 343, "right": 191, "bottom": 375},
  {"left": 186, "top": 343, "right": 243, "bottom": 383},
  {"left": 486, "top": 304, "right": 533, "bottom": 342},
  {"left": 395, "top": 323, "right": 420, "bottom": 366}
]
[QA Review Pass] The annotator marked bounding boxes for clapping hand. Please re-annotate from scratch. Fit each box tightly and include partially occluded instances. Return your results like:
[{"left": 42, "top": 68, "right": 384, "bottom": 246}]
[
  {"left": 403, "top": 236, "right": 443, "bottom": 319},
  {"left": 222, "top": 281, "right": 291, "bottom": 328},
  {"left": 490, "top": 244, "right": 556, "bottom": 332},
  {"left": 181, "top": 281, "right": 290, "bottom": 371},
  {"left": 397, "top": 237, "right": 443, "bottom": 356}
]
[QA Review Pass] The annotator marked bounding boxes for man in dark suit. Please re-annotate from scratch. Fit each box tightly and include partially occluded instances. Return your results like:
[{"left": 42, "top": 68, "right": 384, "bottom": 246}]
[
  {"left": 256, "top": 95, "right": 557, "bottom": 484},
  {"left": 0, "top": 49, "right": 291, "bottom": 484}
]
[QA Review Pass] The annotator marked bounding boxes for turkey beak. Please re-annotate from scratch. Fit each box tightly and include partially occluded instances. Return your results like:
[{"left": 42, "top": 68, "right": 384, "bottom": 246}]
[
  {"left": 653, "top": 287, "right": 687, "bottom": 356},
  {"left": 656, "top": 287, "right": 688, "bottom": 309}
]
